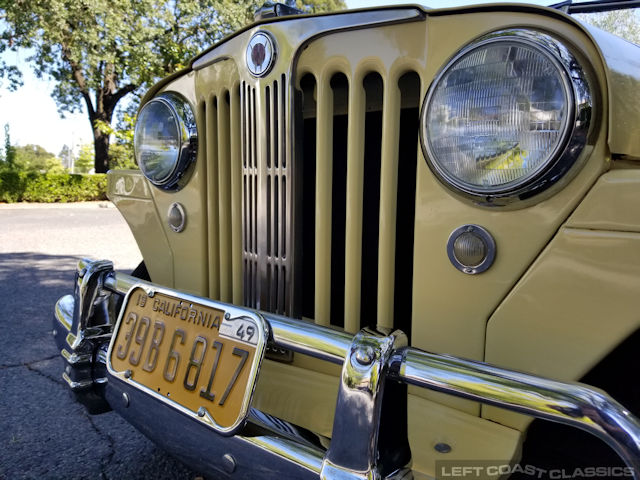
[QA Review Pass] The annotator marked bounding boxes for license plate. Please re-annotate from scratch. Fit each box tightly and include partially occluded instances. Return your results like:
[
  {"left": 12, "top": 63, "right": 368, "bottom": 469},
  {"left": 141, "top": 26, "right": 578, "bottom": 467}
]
[{"left": 107, "top": 285, "right": 268, "bottom": 435}]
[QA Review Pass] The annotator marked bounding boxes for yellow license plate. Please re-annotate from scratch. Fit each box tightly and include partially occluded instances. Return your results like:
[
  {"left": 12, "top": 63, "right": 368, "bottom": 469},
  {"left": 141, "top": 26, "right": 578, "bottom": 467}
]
[{"left": 107, "top": 285, "right": 267, "bottom": 435}]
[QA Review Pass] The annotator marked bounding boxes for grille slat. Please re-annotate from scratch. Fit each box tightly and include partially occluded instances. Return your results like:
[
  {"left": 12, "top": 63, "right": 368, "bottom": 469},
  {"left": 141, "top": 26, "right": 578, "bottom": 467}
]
[
  {"left": 230, "top": 86, "right": 243, "bottom": 306},
  {"left": 217, "top": 91, "right": 232, "bottom": 303},
  {"left": 206, "top": 96, "right": 220, "bottom": 300},
  {"left": 377, "top": 82, "right": 402, "bottom": 329},
  {"left": 344, "top": 80, "right": 366, "bottom": 333},
  {"left": 314, "top": 75, "right": 334, "bottom": 327},
  {"left": 203, "top": 75, "right": 243, "bottom": 305}
]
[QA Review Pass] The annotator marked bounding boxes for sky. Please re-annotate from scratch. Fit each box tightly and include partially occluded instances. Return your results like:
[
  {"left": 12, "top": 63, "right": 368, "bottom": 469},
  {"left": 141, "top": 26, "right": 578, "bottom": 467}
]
[
  {"left": 0, "top": 48, "right": 91, "bottom": 157},
  {"left": 0, "top": 0, "right": 553, "bottom": 157}
]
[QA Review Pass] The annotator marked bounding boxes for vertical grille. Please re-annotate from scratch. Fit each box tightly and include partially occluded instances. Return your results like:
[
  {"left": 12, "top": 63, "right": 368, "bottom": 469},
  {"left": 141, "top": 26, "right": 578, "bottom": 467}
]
[
  {"left": 298, "top": 67, "right": 421, "bottom": 335},
  {"left": 241, "top": 75, "right": 295, "bottom": 316},
  {"left": 200, "top": 53, "right": 419, "bottom": 335},
  {"left": 202, "top": 78, "right": 243, "bottom": 305}
]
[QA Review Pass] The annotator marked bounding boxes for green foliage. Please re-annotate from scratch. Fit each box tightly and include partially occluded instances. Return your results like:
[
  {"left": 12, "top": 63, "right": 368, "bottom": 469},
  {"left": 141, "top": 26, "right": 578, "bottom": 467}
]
[
  {"left": 13, "top": 144, "right": 64, "bottom": 173},
  {"left": 44, "top": 157, "right": 67, "bottom": 174},
  {"left": 74, "top": 144, "right": 95, "bottom": 174},
  {"left": 0, "top": 169, "right": 25, "bottom": 202},
  {"left": 577, "top": 9, "right": 640, "bottom": 45},
  {"left": 0, "top": 171, "right": 107, "bottom": 203}
]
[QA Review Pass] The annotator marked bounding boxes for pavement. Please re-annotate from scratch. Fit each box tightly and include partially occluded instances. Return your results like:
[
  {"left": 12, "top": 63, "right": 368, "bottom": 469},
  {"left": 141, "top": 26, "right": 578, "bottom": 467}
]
[{"left": 0, "top": 202, "right": 205, "bottom": 480}]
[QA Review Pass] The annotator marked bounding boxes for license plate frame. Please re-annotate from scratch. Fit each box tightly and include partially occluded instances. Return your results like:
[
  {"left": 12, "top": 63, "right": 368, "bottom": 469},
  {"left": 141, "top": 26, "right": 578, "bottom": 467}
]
[{"left": 106, "top": 284, "right": 268, "bottom": 436}]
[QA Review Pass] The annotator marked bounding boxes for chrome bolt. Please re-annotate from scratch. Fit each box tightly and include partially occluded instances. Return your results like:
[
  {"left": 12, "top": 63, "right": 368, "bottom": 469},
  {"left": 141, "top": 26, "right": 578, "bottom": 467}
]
[
  {"left": 434, "top": 442, "right": 452, "bottom": 454},
  {"left": 197, "top": 407, "right": 206, "bottom": 417},
  {"left": 122, "top": 392, "right": 129, "bottom": 408},
  {"left": 353, "top": 346, "right": 376, "bottom": 366},
  {"left": 124, "top": 369, "right": 132, "bottom": 379},
  {"left": 222, "top": 453, "right": 236, "bottom": 473},
  {"left": 224, "top": 313, "right": 230, "bottom": 320},
  {"left": 147, "top": 290, "right": 155, "bottom": 298}
]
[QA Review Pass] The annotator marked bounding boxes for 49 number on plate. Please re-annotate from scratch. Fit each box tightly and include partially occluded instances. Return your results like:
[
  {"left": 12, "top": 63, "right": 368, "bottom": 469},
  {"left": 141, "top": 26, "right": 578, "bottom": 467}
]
[{"left": 109, "top": 287, "right": 262, "bottom": 431}]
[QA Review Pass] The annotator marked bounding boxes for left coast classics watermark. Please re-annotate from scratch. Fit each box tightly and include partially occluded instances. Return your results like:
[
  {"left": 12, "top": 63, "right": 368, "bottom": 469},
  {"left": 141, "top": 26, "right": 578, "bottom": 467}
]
[{"left": 435, "top": 460, "right": 634, "bottom": 479}]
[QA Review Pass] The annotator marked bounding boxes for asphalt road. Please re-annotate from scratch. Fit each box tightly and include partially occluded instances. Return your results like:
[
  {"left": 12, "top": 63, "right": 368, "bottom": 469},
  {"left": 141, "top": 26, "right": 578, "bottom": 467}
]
[{"left": 0, "top": 202, "right": 205, "bottom": 480}]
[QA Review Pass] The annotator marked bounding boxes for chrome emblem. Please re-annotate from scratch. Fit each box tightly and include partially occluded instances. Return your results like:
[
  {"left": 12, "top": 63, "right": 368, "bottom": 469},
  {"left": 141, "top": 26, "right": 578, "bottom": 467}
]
[{"left": 246, "top": 32, "right": 275, "bottom": 77}]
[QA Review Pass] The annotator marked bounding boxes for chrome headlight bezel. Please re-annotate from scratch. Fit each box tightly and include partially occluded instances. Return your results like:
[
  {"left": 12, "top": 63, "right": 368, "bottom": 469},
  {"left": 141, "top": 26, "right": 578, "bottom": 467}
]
[
  {"left": 420, "top": 29, "right": 593, "bottom": 207},
  {"left": 134, "top": 92, "right": 198, "bottom": 191}
]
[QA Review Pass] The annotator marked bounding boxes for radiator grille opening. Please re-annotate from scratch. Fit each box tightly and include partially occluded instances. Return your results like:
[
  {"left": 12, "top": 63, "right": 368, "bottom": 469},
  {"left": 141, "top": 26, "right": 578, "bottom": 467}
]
[
  {"left": 295, "top": 67, "right": 420, "bottom": 336},
  {"left": 329, "top": 73, "right": 349, "bottom": 329},
  {"left": 393, "top": 72, "right": 421, "bottom": 341},
  {"left": 359, "top": 73, "right": 384, "bottom": 330},
  {"left": 300, "top": 73, "right": 317, "bottom": 320}
]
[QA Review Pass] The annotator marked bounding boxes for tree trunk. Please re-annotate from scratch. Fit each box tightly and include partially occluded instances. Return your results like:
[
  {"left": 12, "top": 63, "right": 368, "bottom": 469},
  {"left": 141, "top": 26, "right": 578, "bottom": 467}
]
[{"left": 93, "top": 127, "right": 110, "bottom": 173}]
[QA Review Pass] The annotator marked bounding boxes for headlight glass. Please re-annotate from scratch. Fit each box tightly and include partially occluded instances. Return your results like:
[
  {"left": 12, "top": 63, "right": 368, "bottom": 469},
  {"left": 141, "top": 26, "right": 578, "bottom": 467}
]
[
  {"left": 422, "top": 30, "right": 591, "bottom": 204},
  {"left": 134, "top": 93, "right": 197, "bottom": 189}
]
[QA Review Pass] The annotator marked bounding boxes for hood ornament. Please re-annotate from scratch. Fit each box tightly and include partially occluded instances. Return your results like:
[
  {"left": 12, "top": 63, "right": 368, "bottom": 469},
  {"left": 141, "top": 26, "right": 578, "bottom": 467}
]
[{"left": 246, "top": 32, "right": 276, "bottom": 77}]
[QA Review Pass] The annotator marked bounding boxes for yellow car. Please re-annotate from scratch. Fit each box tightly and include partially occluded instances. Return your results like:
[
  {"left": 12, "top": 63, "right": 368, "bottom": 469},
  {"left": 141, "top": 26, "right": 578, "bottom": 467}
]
[{"left": 54, "top": 2, "right": 640, "bottom": 479}]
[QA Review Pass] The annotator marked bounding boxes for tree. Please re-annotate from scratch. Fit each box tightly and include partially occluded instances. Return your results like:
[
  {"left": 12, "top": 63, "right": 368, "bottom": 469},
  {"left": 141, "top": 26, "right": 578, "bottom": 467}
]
[
  {"left": 0, "top": 0, "right": 345, "bottom": 173},
  {"left": 14, "top": 144, "right": 64, "bottom": 173},
  {"left": 4, "top": 123, "right": 15, "bottom": 166},
  {"left": 74, "top": 144, "right": 95, "bottom": 174}
]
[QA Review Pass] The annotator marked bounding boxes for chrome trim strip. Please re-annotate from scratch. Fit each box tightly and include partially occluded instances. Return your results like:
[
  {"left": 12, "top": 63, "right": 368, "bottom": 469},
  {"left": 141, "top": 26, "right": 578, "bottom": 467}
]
[
  {"left": 263, "top": 313, "right": 352, "bottom": 365},
  {"left": 243, "top": 435, "right": 323, "bottom": 474},
  {"left": 62, "top": 372, "right": 93, "bottom": 391},
  {"left": 61, "top": 348, "right": 92, "bottom": 365}
]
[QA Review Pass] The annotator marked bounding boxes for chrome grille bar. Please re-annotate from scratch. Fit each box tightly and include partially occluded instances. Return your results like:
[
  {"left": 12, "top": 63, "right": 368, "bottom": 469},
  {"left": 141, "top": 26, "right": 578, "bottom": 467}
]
[{"left": 242, "top": 75, "right": 295, "bottom": 316}]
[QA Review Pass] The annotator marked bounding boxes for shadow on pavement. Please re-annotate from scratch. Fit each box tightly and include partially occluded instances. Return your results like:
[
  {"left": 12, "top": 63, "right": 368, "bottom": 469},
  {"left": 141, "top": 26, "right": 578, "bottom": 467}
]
[{"left": 0, "top": 252, "right": 204, "bottom": 480}]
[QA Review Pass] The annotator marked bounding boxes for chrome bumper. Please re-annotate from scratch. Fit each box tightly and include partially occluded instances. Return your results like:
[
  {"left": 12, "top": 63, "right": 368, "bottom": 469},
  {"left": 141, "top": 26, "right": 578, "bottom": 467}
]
[{"left": 53, "top": 259, "right": 640, "bottom": 480}]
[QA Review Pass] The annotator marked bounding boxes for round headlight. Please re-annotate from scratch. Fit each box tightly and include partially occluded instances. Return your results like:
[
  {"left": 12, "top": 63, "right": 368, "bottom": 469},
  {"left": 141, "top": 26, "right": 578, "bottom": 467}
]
[
  {"left": 134, "top": 93, "right": 197, "bottom": 190},
  {"left": 421, "top": 30, "right": 592, "bottom": 206}
]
